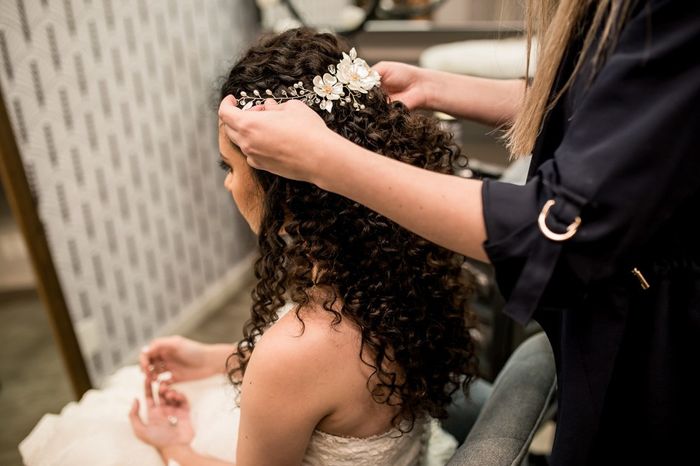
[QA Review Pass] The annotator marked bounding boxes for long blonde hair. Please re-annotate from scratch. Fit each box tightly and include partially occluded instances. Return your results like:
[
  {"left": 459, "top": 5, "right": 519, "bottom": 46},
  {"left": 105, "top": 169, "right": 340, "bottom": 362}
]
[{"left": 506, "top": 0, "right": 635, "bottom": 157}]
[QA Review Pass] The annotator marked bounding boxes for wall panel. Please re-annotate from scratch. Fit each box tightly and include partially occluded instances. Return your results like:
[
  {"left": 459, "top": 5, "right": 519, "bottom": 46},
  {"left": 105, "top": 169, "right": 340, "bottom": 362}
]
[{"left": 0, "top": 0, "right": 259, "bottom": 387}]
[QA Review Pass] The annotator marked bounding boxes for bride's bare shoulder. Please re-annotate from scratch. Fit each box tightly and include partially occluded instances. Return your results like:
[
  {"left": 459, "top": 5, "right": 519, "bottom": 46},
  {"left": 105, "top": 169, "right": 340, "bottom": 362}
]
[
  {"left": 256, "top": 302, "right": 361, "bottom": 365},
  {"left": 240, "top": 302, "right": 362, "bottom": 416}
]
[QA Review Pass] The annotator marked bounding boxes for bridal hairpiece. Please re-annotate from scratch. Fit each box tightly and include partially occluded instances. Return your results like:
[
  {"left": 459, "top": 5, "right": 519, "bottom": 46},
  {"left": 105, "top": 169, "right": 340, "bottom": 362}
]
[{"left": 236, "top": 48, "right": 381, "bottom": 113}]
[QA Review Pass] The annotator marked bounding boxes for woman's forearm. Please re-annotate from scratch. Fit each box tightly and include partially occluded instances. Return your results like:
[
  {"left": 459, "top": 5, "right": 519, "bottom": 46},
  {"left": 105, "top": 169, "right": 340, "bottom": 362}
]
[
  {"left": 424, "top": 70, "right": 526, "bottom": 127},
  {"left": 314, "top": 132, "right": 489, "bottom": 262},
  {"left": 206, "top": 343, "right": 238, "bottom": 375}
]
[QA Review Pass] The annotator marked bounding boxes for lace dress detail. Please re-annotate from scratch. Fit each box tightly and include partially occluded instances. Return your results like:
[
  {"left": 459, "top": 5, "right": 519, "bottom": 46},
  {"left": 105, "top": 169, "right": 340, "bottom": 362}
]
[{"left": 303, "top": 419, "right": 455, "bottom": 466}]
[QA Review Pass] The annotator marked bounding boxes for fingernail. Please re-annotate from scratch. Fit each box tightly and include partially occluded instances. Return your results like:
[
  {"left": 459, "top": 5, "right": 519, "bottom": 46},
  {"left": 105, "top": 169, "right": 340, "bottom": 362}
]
[
  {"left": 141, "top": 345, "right": 150, "bottom": 353},
  {"left": 157, "top": 371, "right": 173, "bottom": 382}
]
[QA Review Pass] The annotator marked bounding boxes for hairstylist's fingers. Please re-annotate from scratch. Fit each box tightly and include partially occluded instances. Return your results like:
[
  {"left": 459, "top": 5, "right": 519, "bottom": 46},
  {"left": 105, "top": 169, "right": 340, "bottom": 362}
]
[
  {"left": 246, "top": 156, "right": 262, "bottom": 169},
  {"left": 249, "top": 98, "right": 281, "bottom": 112},
  {"left": 372, "top": 61, "right": 402, "bottom": 86},
  {"left": 371, "top": 61, "right": 391, "bottom": 75},
  {"left": 221, "top": 123, "right": 243, "bottom": 149},
  {"left": 218, "top": 95, "right": 244, "bottom": 129},
  {"left": 219, "top": 94, "right": 238, "bottom": 109}
]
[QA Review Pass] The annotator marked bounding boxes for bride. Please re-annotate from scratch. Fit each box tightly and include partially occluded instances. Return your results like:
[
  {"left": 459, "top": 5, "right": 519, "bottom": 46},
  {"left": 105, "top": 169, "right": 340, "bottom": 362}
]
[{"left": 21, "top": 29, "right": 479, "bottom": 466}]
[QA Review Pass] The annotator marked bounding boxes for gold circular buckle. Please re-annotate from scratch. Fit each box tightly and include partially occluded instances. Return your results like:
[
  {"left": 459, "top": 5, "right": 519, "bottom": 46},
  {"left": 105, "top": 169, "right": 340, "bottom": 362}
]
[{"left": 537, "top": 199, "right": 581, "bottom": 242}]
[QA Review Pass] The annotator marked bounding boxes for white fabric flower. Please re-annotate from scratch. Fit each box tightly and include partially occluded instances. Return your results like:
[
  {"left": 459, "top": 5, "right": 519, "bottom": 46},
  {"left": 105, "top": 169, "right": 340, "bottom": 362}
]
[
  {"left": 319, "top": 99, "right": 333, "bottom": 113},
  {"left": 336, "top": 48, "right": 381, "bottom": 93},
  {"left": 313, "top": 73, "right": 344, "bottom": 100}
]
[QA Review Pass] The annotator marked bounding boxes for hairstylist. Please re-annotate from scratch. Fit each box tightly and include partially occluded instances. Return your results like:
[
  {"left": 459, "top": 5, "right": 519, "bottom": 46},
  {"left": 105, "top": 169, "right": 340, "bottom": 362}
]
[{"left": 218, "top": 1, "right": 700, "bottom": 464}]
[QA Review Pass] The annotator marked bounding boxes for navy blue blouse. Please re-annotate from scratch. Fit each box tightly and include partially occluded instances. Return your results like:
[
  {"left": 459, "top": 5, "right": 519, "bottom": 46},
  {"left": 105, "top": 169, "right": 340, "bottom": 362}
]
[{"left": 481, "top": 0, "right": 700, "bottom": 464}]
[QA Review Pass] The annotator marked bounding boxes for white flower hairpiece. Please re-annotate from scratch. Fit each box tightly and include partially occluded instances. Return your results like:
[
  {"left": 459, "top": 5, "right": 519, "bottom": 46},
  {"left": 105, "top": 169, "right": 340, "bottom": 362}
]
[{"left": 237, "top": 48, "right": 381, "bottom": 113}]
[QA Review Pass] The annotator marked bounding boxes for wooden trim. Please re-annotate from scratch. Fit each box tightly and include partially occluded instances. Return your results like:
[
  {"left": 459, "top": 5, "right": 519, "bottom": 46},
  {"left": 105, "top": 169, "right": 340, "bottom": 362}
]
[{"left": 0, "top": 91, "right": 92, "bottom": 397}]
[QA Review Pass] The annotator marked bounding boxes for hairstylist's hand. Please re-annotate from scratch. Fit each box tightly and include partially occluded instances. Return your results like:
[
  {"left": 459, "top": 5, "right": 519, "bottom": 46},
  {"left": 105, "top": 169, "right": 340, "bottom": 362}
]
[
  {"left": 372, "top": 61, "right": 431, "bottom": 110},
  {"left": 218, "top": 96, "right": 335, "bottom": 183},
  {"left": 140, "top": 336, "right": 226, "bottom": 383}
]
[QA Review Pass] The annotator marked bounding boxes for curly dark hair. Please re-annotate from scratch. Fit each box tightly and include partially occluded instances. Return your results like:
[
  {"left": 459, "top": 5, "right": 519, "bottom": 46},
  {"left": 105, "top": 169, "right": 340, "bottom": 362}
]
[{"left": 220, "top": 28, "right": 479, "bottom": 430}]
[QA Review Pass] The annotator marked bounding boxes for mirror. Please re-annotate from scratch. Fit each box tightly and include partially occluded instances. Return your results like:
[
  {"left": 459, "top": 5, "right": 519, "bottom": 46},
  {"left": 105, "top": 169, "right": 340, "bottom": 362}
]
[
  {"left": 373, "top": 0, "right": 448, "bottom": 20},
  {"left": 259, "top": 0, "right": 448, "bottom": 35},
  {"left": 261, "top": 0, "right": 379, "bottom": 35}
]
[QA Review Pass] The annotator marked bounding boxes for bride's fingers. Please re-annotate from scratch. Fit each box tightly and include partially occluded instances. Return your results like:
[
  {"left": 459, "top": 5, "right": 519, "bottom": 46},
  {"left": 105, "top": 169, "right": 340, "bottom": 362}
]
[
  {"left": 144, "top": 374, "right": 156, "bottom": 409},
  {"left": 156, "top": 384, "right": 171, "bottom": 407},
  {"left": 157, "top": 380, "right": 181, "bottom": 404},
  {"left": 171, "top": 391, "right": 190, "bottom": 410},
  {"left": 140, "top": 350, "right": 168, "bottom": 375},
  {"left": 155, "top": 357, "right": 167, "bottom": 373},
  {"left": 128, "top": 399, "right": 146, "bottom": 437},
  {"left": 161, "top": 389, "right": 189, "bottom": 411},
  {"left": 161, "top": 388, "right": 175, "bottom": 403},
  {"left": 160, "top": 383, "right": 179, "bottom": 405},
  {"left": 138, "top": 347, "right": 150, "bottom": 373},
  {"left": 139, "top": 348, "right": 163, "bottom": 374},
  {"left": 158, "top": 381, "right": 174, "bottom": 399}
]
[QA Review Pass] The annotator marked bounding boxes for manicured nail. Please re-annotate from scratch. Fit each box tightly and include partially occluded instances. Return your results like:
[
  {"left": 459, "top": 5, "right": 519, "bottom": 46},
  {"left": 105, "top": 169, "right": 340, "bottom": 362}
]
[{"left": 157, "top": 371, "right": 173, "bottom": 382}]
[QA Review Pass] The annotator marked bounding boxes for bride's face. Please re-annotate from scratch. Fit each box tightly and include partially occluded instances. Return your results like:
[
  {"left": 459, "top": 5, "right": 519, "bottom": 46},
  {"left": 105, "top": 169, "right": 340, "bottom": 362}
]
[{"left": 218, "top": 120, "right": 263, "bottom": 234}]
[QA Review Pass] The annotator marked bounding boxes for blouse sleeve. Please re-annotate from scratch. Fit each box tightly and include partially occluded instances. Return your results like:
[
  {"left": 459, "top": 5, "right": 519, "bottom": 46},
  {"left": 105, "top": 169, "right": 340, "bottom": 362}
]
[{"left": 482, "top": 0, "right": 700, "bottom": 324}]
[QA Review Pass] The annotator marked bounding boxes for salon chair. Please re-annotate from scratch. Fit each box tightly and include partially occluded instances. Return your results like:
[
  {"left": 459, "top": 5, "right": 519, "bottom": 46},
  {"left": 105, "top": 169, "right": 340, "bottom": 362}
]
[{"left": 447, "top": 331, "right": 557, "bottom": 466}]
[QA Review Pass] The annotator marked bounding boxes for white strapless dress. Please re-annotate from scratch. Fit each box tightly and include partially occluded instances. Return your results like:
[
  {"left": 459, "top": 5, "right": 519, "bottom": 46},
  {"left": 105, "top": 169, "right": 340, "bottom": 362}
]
[
  {"left": 19, "top": 367, "right": 456, "bottom": 466},
  {"left": 20, "top": 304, "right": 457, "bottom": 465}
]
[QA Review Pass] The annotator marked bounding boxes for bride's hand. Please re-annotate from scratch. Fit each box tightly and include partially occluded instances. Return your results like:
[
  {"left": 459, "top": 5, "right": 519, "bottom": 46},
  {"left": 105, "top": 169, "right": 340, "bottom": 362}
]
[
  {"left": 371, "top": 61, "right": 431, "bottom": 110},
  {"left": 218, "top": 97, "right": 336, "bottom": 183},
  {"left": 128, "top": 375, "right": 195, "bottom": 451},
  {"left": 140, "top": 336, "right": 225, "bottom": 383}
]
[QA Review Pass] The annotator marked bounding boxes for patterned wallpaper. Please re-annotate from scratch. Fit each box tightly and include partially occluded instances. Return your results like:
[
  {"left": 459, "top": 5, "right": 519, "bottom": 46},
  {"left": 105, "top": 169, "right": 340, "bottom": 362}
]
[{"left": 0, "top": 0, "right": 259, "bottom": 385}]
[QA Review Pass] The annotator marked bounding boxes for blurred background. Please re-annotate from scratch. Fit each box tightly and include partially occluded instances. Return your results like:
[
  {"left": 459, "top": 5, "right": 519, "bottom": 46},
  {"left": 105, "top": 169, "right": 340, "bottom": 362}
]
[{"left": 0, "top": 1, "right": 547, "bottom": 465}]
